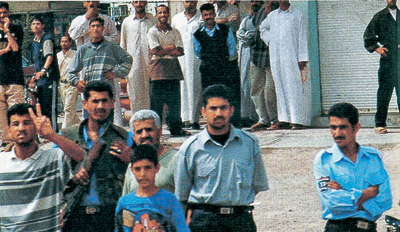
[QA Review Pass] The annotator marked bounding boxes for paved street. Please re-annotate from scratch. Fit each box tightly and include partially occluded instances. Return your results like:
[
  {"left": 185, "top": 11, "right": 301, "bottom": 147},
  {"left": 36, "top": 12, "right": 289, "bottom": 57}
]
[
  {"left": 44, "top": 120, "right": 400, "bottom": 231},
  {"left": 166, "top": 126, "right": 400, "bottom": 232}
]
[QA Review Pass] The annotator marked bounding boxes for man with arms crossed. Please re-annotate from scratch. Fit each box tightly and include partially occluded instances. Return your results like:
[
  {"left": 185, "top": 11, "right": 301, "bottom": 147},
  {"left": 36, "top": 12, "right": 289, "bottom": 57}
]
[
  {"left": 147, "top": 5, "right": 189, "bottom": 136},
  {"left": 314, "top": 103, "right": 392, "bottom": 231},
  {"left": 175, "top": 84, "right": 269, "bottom": 231},
  {"left": 0, "top": 103, "right": 84, "bottom": 231}
]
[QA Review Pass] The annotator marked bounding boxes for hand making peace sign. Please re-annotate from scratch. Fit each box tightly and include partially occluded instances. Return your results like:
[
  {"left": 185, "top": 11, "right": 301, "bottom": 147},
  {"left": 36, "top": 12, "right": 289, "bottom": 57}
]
[{"left": 28, "top": 103, "right": 55, "bottom": 140}]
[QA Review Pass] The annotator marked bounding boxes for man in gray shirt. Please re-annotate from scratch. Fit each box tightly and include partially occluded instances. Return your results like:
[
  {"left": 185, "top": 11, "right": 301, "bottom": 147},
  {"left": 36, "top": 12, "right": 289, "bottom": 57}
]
[{"left": 175, "top": 84, "right": 269, "bottom": 232}]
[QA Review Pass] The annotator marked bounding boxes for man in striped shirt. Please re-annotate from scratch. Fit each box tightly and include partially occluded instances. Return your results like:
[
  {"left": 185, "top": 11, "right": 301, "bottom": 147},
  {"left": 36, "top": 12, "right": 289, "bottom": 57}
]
[
  {"left": 68, "top": 17, "right": 132, "bottom": 126},
  {"left": 0, "top": 103, "right": 85, "bottom": 231}
]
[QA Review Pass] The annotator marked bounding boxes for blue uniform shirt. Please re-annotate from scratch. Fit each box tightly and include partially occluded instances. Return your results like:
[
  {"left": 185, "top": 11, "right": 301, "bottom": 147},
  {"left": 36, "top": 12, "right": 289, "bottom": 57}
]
[
  {"left": 313, "top": 143, "right": 392, "bottom": 222},
  {"left": 175, "top": 126, "right": 268, "bottom": 205}
]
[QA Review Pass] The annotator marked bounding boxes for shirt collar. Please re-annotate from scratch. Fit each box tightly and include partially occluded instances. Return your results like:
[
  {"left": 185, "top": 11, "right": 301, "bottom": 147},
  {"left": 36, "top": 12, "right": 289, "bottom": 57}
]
[
  {"left": 278, "top": 5, "right": 294, "bottom": 13},
  {"left": 201, "top": 23, "right": 220, "bottom": 32},
  {"left": 63, "top": 49, "right": 73, "bottom": 57},
  {"left": 331, "top": 143, "right": 370, "bottom": 163},
  {"left": 133, "top": 12, "right": 151, "bottom": 20},
  {"left": 89, "top": 38, "right": 105, "bottom": 48},
  {"left": 33, "top": 35, "right": 42, "bottom": 43},
  {"left": 10, "top": 146, "right": 41, "bottom": 161},
  {"left": 156, "top": 23, "right": 172, "bottom": 32},
  {"left": 83, "top": 122, "right": 107, "bottom": 144},
  {"left": 185, "top": 10, "right": 201, "bottom": 23},
  {"left": 198, "top": 125, "right": 241, "bottom": 146}
]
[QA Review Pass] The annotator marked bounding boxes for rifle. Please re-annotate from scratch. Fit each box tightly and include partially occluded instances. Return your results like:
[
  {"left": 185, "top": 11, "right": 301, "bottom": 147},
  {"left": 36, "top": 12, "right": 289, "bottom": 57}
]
[{"left": 61, "top": 138, "right": 108, "bottom": 224}]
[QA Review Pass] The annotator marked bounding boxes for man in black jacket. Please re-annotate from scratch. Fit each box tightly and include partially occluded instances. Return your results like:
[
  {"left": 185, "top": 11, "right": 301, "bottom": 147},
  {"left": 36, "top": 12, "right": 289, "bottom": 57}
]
[
  {"left": 0, "top": 1, "right": 25, "bottom": 146},
  {"left": 31, "top": 16, "right": 60, "bottom": 130},
  {"left": 193, "top": 3, "right": 240, "bottom": 127},
  {"left": 364, "top": 0, "right": 399, "bottom": 134}
]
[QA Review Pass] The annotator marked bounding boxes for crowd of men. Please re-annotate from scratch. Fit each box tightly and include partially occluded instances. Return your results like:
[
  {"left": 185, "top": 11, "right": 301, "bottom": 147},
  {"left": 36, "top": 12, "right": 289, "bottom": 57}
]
[
  {"left": 0, "top": 0, "right": 313, "bottom": 148},
  {"left": 0, "top": 0, "right": 398, "bottom": 231}
]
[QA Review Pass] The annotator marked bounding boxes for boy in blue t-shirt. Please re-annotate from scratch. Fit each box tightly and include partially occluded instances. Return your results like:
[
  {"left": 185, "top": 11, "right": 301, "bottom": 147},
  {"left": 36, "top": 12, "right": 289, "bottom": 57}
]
[{"left": 115, "top": 144, "right": 190, "bottom": 232}]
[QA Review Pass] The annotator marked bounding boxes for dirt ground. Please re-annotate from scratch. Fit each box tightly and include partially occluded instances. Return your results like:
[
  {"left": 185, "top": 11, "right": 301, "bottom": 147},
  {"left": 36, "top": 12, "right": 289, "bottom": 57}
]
[{"left": 253, "top": 145, "right": 400, "bottom": 232}]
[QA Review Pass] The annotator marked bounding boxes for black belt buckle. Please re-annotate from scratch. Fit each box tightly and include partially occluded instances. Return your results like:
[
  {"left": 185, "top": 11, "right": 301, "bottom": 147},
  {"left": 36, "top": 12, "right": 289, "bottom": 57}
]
[
  {"left": 85, "top": 206, "right": 100, "bottom": 214},
  {"left": 219, "top": 207, "right": 234, "bottom": 215}
]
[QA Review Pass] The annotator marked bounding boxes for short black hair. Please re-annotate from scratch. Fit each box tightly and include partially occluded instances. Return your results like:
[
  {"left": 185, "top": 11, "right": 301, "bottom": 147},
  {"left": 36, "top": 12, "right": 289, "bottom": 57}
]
[
  {"left": 200, "top": 3, "right": 214, "bottom": 13},
  {"left": 32, "top": 15, "right": 45, "bottom": 24},
  {"left": 130, "top": 144, "right": 159, "bottom": 166},
  {"left": 89, "top": 17, "right": 104, "bottom": 27},
  {"left": 84, "top": 80, "right": 114, "bottom": 100},
  {"left": 7, "top": 103, "right": 36, "bottom": 126},
  {"left": 202, "top": 84, "right": 234, "bottom": 107},
  {"left": 328, "top": 103, "right": 359, "bottom": 127},
  {"left": 61, "top": 35, "right": 73, "bottom": 43},
  {"left": 0, "top": 2, "right": 9, "bottom": 11},
  {"left": 156, "top": 4, "right": 169, "bottom": 13}
]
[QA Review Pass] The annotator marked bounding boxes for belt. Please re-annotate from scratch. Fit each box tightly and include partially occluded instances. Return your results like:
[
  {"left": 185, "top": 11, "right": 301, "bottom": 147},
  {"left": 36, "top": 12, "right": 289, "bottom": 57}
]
[
  {"left": 188, "top": 203, "right": 254, "bottom": 215},
  {"left": 75, "top": 205, "right": 115, "bottom": 215},
  {"left": 327, "top": 218, "right": 376, "bottom": 230}
]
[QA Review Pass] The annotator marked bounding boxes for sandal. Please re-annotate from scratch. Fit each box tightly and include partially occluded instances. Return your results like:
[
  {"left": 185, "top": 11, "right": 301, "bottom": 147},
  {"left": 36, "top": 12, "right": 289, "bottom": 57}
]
[{"left": 375, "top": 127, "right": 387, "bottom": 134}]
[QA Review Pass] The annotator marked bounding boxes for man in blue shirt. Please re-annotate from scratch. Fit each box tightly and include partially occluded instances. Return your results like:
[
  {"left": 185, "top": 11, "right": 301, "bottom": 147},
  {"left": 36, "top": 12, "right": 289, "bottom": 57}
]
[
  {"left": 314, "top": 103, "right": 392, "bottom": 231},
  {"left": 61, "top": 80, "right": 134, "bottom": 232},
  {"left": 175, "top": 84, "right": 269, "bottom": 231}
]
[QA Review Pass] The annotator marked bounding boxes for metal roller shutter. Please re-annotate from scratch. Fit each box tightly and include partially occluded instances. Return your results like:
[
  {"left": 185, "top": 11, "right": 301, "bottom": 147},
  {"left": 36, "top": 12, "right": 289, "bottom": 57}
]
[{"left": 317, "top": 0, "right": 398, "bottom": 114}]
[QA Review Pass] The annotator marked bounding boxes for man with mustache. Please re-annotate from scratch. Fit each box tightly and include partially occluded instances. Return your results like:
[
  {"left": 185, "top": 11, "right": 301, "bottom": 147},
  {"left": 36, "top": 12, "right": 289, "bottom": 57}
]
[
  {"left": 119, "top": 109, "right": 177, "bottom": 194},
  {"left": 313, "top": 103, "right": 392, "bottom": 231},
  {"left": 147, "top": 4, "right": 189, "bottom": 136},
  {"left": 0, "top": 103, "right": 85, "bottom": 231},
  {"left": 175, "top": 84, "right": 269, "bottom": 231},
  {"left": 0, "top": 1, "right": 25, "bottom": 147},
  {"left": 120, "top": 1, "right": 156, "bottom": 113},
  {"left": 193, "top": 3, "right": 241, "bottom": 127},
  {"left": 364, "top": 0, "right": 399, "bottom": 134},
  {"left": 61, "top": 80, "right": 134, "bottom": 232}
]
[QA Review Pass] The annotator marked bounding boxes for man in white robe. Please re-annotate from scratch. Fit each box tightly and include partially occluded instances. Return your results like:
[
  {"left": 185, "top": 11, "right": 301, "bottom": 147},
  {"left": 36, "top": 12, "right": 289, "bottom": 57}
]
[
  {"left": 260, "top": 0, "right": 311, "bottom": 128},
  {"left": 120, "top": 1, "right": 156, "bottom": 113},
  {"left": 172, "top": 0, "right": 202, "bottom": 129},
  {"left": 68, "top": 1, "right": 118, "bottom": 48}
]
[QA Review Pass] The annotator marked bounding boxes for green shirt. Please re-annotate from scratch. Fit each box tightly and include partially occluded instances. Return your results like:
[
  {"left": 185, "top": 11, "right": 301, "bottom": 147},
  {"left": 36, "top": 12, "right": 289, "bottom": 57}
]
[{"left": 122, "top": 148, "right": 177, "bottom": 195}]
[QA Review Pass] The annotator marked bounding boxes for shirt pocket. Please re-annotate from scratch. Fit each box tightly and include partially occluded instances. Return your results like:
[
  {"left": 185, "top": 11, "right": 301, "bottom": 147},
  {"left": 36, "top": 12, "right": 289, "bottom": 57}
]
[
  {"left": 197, "top": 161, "right": 218, "bottom": 177},
  {"left": 365, "top": 170, "right": 388, "bottom": 186},
  {"left": 230, "top": 160, "right": 252, "bottom": 188}
]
